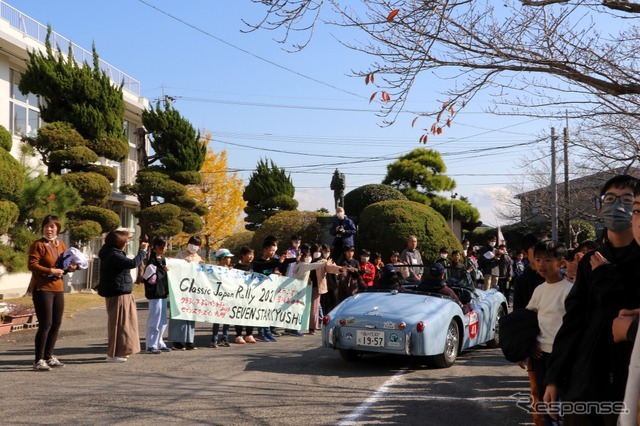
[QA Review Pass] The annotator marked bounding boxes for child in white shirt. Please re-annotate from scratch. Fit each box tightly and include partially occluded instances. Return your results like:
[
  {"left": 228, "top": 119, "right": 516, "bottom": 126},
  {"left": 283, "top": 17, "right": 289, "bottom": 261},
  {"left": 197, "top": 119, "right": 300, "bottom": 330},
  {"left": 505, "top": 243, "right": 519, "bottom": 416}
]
[{"left": 526, "top": 240, "right": 573, "bottom": 424}]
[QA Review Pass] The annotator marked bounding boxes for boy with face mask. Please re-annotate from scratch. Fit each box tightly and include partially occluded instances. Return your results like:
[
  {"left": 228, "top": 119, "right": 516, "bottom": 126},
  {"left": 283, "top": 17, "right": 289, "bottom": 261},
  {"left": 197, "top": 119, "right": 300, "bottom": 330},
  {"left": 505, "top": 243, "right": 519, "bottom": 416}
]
[{"left": 544, "top": 174, "right": 640, "bottom": 425}]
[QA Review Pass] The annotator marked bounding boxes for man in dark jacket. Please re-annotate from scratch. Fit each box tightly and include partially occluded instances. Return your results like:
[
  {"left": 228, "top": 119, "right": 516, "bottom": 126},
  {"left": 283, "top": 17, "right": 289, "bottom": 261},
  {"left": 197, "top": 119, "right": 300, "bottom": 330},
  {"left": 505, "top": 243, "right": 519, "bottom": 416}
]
[
  {"left": 477, "top": 235, "right": 500, "bottom": 291},
  {"left": 544, "top": 174, "right": 640, "bottom": 425},
  {"left": 330, "top": 207, "right": 356, "bottom": 260},
  {"left": 512, "top": 233, "right": 546, "bottom": 310}
]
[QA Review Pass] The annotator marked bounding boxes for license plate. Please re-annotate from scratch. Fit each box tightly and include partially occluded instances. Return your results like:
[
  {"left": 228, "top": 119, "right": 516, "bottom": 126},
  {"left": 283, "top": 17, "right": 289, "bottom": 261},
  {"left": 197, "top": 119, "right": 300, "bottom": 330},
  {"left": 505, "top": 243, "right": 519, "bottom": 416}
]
[{"left": 356, "top": 330, "right": 385, "bottom": 347}]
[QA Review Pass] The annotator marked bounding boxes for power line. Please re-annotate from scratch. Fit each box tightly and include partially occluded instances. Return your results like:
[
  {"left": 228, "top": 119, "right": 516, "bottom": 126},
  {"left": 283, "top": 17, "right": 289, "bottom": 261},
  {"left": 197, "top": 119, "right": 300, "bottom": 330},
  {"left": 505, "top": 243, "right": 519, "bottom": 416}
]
[{"left": 137, "top": 0, "right": 364, "bottom": 100}]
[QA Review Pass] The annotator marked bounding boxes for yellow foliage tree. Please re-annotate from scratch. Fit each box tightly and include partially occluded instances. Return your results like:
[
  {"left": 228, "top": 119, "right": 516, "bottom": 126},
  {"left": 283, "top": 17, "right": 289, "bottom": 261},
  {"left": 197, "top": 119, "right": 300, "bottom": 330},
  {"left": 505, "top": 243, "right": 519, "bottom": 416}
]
[{"left": 172, "top": 138, "right": 245, "bottom": 256}]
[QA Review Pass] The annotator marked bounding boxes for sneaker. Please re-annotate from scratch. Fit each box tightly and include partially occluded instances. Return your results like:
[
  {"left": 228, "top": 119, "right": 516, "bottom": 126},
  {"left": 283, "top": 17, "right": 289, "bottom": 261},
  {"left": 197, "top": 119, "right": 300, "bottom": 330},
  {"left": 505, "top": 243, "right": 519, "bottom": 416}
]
[
  {"left": 270, "top": 328, "right": 282, "bottom": 337},
  {"left": 33, "top": 359, "right": 51, "bottom": 371},
  {"left": 245, "top": 335, "right": 256, "bottom": 344},
  {"left": 185, "top": 343, "right": 197, "bottom": 350},
  {"left": 173, "top": 342, "right": 186, "bottom": 351},
  {"left": 105, "top": 356, "right": 128, "bottom": 363},
  {"left": 210, "top": 340, "right": 218, "bottom": 349},
  {"left": 159, "top": 346, "right": 172, "bottom": 352},
  {"left": 289, "top": 330, "right": 305, "bottom": 337},
  {"left": 220, "top": 337, "right": 230, "bottom": 347},
  {"left": 146, "top": 348, "right": 161, "bottom": 354},
  {"left": 255, "top": 334, "right": 268, "bottom": 342},
  {"left": 235, "top": 336, "right": 246, "bottom": 344},
  {"left": 46, "top": 357, "right": 65, "bottom": 368},
  {"left": 265, "top": 333, "right": 278, "bottom": 342}
]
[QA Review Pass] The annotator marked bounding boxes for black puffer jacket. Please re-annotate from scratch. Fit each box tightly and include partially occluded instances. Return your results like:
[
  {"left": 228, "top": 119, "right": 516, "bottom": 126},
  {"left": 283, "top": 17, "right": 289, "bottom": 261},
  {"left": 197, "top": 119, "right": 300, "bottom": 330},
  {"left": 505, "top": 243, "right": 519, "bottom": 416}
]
[
  {"left": 97, "top": 245, "right": 147, "bottom": 297},
  {"left": 144, "top": 253, "right": 168, "bottom": 300}
]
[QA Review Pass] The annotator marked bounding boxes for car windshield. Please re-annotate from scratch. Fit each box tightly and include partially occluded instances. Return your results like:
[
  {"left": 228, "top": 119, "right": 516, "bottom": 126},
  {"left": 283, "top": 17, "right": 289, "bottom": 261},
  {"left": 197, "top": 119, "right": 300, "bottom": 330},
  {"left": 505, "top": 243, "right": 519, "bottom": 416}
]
[{"left": 446, "top": 267, "right": 475, "bottom": 289}]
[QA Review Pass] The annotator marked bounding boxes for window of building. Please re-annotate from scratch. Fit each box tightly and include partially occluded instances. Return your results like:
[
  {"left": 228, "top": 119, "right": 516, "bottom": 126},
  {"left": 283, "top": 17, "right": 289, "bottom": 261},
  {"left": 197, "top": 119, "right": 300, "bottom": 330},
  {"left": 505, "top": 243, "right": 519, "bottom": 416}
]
[{"left": 10, "top": 69, "right": 41, "bottom": 137}]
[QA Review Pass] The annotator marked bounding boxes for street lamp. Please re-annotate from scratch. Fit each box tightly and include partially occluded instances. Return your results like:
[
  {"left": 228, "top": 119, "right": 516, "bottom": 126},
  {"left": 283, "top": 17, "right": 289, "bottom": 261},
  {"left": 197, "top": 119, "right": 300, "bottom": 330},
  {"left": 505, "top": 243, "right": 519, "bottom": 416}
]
[{"left": 450, "top": 192, "right": 458, "bottom": 233}]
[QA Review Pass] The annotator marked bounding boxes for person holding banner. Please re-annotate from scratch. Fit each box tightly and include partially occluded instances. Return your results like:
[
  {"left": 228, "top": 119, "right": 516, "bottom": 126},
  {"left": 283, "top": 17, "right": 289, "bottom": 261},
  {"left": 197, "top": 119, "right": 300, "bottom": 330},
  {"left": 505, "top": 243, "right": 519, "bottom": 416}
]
[
  {"left": 169, "top": 236, "right": 203, "bottom": 351},
  {"left": 309, "top": 245, "right": 341, "bottom": 334},
  {"left": 233, "top": 246, "right": 257, "bottom": 344},
  {"left": 97, "top": 229, "right": 148, "bottom": 363},
  {"left": 210, "top": 249, "right": 234, "bottom": 348},
  {"left": 143, "top": 237, "right": 171, "bottom": 354}
]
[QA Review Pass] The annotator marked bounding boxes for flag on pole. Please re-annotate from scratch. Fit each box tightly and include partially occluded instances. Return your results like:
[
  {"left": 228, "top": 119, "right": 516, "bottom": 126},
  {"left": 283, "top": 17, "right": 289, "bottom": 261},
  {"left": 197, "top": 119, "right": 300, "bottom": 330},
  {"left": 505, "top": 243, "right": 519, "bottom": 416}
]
[{"left": 497, "top": 221, "right": 505, "bottom": 246}]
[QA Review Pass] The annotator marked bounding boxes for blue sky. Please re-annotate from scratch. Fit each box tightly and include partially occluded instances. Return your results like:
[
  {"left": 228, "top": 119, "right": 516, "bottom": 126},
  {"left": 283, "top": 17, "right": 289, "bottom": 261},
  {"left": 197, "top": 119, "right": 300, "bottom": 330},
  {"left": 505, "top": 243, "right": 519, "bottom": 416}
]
[{"left": 8, "top": 0, "right": 566, "bottom": 227}]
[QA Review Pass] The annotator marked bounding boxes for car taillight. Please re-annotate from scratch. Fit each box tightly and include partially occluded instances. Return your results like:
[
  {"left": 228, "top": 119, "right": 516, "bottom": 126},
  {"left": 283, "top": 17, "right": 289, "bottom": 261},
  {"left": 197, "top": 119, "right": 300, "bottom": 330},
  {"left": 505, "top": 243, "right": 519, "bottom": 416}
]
[
  {"left": 398, "top": 322, "right": 406, "bottom": 330},
  {"left": 338, "top": 318, "right": 346, "bottom": 326},
  {"left": 416, "top": 321, "right": 425, "bottom": 333},
  {"left": 322, "top": 315, "right": 330, "bottom": 326}
]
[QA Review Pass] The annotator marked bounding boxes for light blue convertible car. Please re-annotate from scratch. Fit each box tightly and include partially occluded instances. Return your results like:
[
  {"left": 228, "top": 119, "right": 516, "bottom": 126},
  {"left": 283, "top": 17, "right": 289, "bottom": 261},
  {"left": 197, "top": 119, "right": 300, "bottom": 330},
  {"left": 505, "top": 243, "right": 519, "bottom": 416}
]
[{"left": 321, "top": 272, "right": 508, "bottom": 368}]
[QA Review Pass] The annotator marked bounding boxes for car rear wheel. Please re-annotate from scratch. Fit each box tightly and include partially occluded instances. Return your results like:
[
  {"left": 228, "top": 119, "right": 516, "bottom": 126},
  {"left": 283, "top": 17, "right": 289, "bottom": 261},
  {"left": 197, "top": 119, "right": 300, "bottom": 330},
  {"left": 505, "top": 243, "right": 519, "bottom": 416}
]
[
  {"left": 486, "top": 305, "right": 506, "bottom": 348},
  {"left": 432, "top": 320, "right": 459, "bottom": 368},
  {"left": 339, "top": 349, "right": 363, "bottom": 362}
]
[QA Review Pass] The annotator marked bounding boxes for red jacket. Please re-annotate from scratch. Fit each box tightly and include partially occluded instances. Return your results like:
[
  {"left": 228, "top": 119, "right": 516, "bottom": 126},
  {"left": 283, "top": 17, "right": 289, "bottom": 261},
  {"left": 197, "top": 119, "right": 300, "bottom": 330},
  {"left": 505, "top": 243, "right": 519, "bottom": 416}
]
[{"left": 360, "top": 261, "right": 376, "bottom": 287}]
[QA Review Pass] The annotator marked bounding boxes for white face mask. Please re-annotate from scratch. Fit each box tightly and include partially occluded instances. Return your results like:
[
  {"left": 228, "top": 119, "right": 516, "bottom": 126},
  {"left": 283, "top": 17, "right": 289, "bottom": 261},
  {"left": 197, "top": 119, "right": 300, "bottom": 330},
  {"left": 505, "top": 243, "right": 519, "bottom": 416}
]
[
  {"left": 292, "top": 242, "right": 300, "bottom": 248},
  {"left": 313, "top": 252, "right": 322, "bottom": 259},
  {"left": 488, "top": 242, "right": 496, "bottom": 248},
  {"left": 187, "top": 244, "right": 199, "bottom": 254},
  {"left": 42, "top": 235, "right": 57, "bottom": 242},
  {"left": 322, "top": 252, "right": 330, "bottom": 259},
  {"left": 337, "top": 212, "right": 345, "bottom": 220},
  {"left": 362, "top": 256, "right": 370, "bottom": 263},
  {"left": 303, "top": 257, "right": 312, "bottom": 263},
  {"left": 440, "top": 254, "right": 448, "bottom": 259}
]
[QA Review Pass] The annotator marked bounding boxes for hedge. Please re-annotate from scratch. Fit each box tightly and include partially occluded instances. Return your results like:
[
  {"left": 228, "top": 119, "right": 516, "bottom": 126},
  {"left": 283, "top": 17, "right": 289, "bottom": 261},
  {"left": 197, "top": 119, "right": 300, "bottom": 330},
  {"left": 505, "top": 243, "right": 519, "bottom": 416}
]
[
  {"left": 0, "top": 200, "right": 19, "bottom": 235},
  {"left": 344, "top": 184, "right": 407, "bottom": 218},
  {"left": 0, "top": 125, "right": 11, "bottom": 151},
  {"left": 358, "top": 200, "right": 462, "bottom": 263}
]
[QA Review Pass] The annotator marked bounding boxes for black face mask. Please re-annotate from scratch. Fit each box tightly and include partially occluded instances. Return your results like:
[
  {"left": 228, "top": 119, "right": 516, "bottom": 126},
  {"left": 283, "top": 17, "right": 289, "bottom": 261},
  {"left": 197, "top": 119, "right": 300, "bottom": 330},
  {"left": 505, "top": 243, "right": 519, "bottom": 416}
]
[{"left": 601, "top": 200, "right": 632, "bottom": 232}]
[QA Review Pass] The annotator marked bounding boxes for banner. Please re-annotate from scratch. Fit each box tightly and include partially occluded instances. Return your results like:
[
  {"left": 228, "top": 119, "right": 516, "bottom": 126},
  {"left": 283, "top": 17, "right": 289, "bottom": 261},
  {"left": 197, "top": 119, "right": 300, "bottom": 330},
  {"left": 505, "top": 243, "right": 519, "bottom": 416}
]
[{"left": 166, "top": 259, "right": 323, "bottom": 330}]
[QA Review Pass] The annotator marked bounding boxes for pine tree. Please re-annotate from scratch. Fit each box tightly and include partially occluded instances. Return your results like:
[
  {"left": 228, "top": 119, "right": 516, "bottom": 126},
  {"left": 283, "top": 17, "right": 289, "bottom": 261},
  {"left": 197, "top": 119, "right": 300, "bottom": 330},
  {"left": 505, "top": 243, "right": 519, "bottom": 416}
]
[
  {"left": 122, "top": 103, "right": 208, "bottom": 239},
  {"left": 243, "top": 159, "right": 298, "bottom": 231},
  {"left": 18, "top": 28, "right": 129, "bottom": 242}
]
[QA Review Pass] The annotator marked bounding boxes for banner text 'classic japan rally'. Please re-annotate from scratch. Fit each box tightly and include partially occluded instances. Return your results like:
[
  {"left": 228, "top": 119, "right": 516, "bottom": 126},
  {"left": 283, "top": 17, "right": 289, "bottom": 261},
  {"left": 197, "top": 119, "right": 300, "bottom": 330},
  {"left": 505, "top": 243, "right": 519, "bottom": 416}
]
[{"left": 166, "top": 259, "right": 322, "bottom": 330}]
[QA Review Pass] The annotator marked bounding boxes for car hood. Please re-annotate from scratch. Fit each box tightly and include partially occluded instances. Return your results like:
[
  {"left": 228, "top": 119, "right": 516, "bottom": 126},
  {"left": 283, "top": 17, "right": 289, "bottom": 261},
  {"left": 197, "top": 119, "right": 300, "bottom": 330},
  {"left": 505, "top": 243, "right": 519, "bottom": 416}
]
[{"left": 331, "top": 292, "right": 455, "bottom": 322}]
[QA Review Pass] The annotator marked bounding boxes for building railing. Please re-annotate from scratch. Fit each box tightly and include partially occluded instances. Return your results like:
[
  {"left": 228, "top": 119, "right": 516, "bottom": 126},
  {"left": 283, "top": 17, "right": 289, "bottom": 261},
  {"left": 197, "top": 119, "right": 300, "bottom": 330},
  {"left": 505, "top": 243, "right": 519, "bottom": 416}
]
[{"left": 0, "top": 1, "right": 141, "bottom": 96}]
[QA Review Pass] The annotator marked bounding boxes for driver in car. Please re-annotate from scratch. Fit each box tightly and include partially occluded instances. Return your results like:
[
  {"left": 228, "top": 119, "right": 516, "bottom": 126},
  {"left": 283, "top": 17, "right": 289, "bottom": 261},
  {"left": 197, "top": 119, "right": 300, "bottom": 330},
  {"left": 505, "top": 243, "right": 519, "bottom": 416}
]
[{"left": 418, "top": 263, "right": 471, "bottom": 313}]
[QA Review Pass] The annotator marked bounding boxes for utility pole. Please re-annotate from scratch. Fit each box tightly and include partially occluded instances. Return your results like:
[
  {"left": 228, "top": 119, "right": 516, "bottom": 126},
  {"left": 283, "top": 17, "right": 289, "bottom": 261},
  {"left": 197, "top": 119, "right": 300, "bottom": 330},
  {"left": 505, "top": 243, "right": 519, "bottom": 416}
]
[
  {"left": 563, "top": 114, "right": 571, "bottom": 247},
  {"left": 551, "top": 127, "right": 558, "bottom": 242},
  {"left": 450, "top": 192, "right": 458, "bottom": 238}
]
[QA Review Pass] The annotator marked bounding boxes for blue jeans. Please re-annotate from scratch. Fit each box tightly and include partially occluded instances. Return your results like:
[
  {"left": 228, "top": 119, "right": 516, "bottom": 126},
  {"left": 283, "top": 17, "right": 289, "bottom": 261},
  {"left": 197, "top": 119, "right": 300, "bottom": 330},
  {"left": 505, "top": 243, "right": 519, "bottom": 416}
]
[{"left": 211, "top": 323, "right": 229, "bottom": 341}]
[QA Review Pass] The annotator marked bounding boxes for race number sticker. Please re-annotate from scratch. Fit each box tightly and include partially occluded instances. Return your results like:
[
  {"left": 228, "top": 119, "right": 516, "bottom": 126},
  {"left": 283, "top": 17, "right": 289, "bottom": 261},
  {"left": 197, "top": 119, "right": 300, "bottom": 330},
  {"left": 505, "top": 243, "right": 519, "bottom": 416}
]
[{"left": 468, "top": 311, "right": 479, "bottom": 339}]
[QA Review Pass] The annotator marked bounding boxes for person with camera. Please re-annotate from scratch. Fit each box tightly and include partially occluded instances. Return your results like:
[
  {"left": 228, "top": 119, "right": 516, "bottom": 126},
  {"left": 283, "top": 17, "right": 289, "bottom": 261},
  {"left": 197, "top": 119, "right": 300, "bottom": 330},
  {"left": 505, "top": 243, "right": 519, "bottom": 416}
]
[
  {"left": 330, "top": 207, "right": 356, "bottom": 261},
  {"left": 477, "top": 235, "right": 501, "bottom": 291}
]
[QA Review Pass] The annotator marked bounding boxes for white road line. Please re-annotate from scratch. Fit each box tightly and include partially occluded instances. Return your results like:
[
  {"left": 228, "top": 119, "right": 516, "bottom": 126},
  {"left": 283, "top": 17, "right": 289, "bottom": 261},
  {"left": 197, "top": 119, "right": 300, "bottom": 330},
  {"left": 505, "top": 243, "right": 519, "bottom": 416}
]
[
  {"left": 338, "top": 372, "right": 405, "bottom": 426},
  {"left": 338, "top": 373, "right": 521, "bottom": 425}
]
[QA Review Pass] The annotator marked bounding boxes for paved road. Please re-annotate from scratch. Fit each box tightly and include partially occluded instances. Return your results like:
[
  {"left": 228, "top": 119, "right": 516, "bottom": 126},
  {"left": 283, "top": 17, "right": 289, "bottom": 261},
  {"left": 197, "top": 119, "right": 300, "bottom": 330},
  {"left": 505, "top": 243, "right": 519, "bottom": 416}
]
[{"left": 0, "top": 300, "right": 533, "bottom": 425}]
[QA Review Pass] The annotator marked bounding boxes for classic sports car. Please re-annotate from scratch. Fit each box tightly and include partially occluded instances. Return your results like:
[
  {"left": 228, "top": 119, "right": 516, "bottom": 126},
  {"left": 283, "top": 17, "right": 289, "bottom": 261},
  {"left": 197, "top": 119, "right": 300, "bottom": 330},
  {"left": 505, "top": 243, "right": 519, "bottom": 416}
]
[{"left": 321, "top": 270, "right": 508, "bottom": 368}]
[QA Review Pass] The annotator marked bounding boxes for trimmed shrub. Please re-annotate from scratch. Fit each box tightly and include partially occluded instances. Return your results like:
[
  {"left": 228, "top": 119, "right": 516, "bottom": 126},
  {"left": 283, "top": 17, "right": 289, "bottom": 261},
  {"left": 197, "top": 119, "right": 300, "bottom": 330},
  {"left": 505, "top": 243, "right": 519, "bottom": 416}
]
[
  {"left": 139, "top": 203, "right": 182, "bottom": 237},
  {"left": 61, "top": 172, "right": 112, "bottom": 205},
  {"left": 173, "top": 195, "right": 198, "bottom": 209},
  {"left": 251, "top": 210, "right": 328, "bottom": 249},
  {"left": 0, "top": 200, "right": 19, "bottom": 235},
  {"left": 358, "top": 200, "right": 462, "bottom": 263},
  {"left": 67, "top": 206, "right": 120, "bottom": 233},
  {"left": 172, "top": 170, "right": 202, "bottom": 185},
  {"left": 154, "top": 219, "right": 183, "bottom": 238},
  {"left": 135, "top": 170, "right": 186, "bottom": 199},
  {"left": 33, "top": 122, "right": 85, "bottom": 151},
  {"left": 193, "top": 204, "right": 209, "bottom": 216},
  {"left": 86, "top": 137, "right": 129, "bottom": 162},
  {"left": 0, "top": 149, "right": 24, "bottom": 201},
  {"left": 68, "top": 219, "right": 103, "bottom": 243},
  {"left": 83, "top": 164, "right": 118, "bottom": 183},
  {"left": 180, "top": 212, "right": 203, "bottom": 234},
  {"left": 221, "top": 231, "right": 255, "bottom": 256},
  {"left": 0, "top": 125, "right": 12, "bottom": 151},
  {"left": 344, "top": 184, "right": 407, "bottom": 218},
  {"left": 49, "top": 146, "right": 99, "bottom": 165}
]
